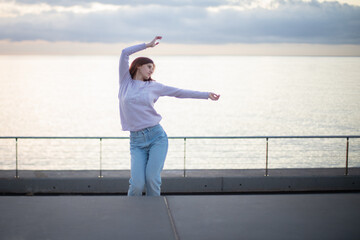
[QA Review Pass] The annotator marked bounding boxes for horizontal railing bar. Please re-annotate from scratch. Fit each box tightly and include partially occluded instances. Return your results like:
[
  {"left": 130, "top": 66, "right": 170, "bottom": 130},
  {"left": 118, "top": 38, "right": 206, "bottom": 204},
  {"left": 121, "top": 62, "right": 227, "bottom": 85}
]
[
  {"left": 0, "top": 137, "right": 129, "bottom": 139},
  {"left": 169, "top": 136, "right": 360, "bottom": 139},
  {"left": 1, "top": 135, "right": 360, "bottom": 139}
]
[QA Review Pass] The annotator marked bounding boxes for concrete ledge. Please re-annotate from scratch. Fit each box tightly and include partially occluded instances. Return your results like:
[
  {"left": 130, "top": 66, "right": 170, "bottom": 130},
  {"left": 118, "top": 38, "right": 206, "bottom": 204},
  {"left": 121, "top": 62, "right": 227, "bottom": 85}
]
[
  {"left": 222, "top": 176, "right": 360, "bottom": 192},
  {"left": 1, "top": 168, "right": 360, "bottom": 194}
]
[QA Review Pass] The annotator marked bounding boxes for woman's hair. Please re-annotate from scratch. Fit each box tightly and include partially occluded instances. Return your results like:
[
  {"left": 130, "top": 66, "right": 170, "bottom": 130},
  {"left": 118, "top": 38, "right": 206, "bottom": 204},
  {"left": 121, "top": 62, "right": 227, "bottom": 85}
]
[{"left": 129, "top": 57, "right": 155, "bottom": 81}]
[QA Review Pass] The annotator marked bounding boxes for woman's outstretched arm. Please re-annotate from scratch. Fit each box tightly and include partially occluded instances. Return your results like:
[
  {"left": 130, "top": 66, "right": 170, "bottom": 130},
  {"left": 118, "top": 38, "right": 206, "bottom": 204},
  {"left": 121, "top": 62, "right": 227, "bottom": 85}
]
[
  {"left": 158, "top": 83, "right": 220, "bottom": 101},
  {"left": 119, "top": 36, "right": 162, "bottom": 84}
]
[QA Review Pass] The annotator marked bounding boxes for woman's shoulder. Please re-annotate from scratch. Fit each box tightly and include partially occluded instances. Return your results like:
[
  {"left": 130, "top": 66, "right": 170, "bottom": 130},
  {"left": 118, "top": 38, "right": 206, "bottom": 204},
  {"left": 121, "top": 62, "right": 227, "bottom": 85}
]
[
  {"left": 147, "top": 80, "right": 165, "bottom": 91},
  {"left": 148, "top": 80, "right": 162, "bottom": 86}
]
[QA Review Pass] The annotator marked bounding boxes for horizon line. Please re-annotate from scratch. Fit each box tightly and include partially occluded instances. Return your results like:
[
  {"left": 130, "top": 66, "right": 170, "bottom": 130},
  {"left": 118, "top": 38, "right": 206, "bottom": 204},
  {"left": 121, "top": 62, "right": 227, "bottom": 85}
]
[{"left": 1, "top": 40, "right": 360, "bottom": 56}]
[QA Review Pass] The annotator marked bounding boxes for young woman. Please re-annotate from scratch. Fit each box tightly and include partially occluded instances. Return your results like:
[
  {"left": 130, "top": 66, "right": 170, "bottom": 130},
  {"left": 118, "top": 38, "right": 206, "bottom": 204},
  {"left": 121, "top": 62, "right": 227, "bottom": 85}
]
[{"left": 119, "top": 36, "right": 220, "bottom": 196}]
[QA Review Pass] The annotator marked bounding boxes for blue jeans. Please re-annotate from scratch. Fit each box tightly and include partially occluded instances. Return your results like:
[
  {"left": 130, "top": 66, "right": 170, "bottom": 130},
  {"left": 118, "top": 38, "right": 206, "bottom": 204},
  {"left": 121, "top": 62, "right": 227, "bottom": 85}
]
[{"left": 128, "top": 124, "right": 168, "bottom": 196}]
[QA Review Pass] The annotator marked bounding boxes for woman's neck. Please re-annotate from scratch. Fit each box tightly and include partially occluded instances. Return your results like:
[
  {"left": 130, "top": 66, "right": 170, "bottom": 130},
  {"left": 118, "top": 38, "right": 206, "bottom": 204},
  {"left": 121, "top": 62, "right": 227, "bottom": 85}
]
[{"left": 134, "top": 72, "right": 144, "bottom": 81}]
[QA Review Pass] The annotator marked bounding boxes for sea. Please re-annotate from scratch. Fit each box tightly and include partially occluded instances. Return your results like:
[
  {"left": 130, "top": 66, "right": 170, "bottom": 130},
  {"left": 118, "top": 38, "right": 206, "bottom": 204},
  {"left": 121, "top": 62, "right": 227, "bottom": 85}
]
[{"left": 0, "top": 55, "right": 359, "bottom": 170}]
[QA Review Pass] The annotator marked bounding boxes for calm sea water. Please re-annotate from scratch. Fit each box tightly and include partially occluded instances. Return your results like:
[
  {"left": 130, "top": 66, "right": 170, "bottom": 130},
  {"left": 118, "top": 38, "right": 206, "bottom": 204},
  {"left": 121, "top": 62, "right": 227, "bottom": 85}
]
[{"left": 0, "top": 55, "right": 359, "bottom": 170}]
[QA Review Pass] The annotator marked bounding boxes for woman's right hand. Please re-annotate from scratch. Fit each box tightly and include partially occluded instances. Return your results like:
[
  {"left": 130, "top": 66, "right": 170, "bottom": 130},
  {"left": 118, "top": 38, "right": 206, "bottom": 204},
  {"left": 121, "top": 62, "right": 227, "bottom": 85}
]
[
  {"left": 146, "top": 36, "right": 162, "bottom": 48},
  {"left": 209, "top": 92, "right": 220, "bottom": 101}
]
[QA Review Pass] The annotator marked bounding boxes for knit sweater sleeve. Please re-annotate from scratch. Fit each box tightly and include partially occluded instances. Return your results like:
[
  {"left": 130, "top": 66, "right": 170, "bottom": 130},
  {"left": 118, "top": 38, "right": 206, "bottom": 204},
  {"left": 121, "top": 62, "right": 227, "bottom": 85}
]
[
  {"left": 119, "top": 43, "right": 147, "bottom": 85},
  {"left": 157, "top": 83, "right": 209, "bottom": 99}
]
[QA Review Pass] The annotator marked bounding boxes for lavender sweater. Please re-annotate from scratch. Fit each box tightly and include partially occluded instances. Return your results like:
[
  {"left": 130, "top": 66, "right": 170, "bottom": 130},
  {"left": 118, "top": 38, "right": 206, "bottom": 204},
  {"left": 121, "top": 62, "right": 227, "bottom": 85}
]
[{"left": 118, "top": 43, "right": 209, "bottom": 131}]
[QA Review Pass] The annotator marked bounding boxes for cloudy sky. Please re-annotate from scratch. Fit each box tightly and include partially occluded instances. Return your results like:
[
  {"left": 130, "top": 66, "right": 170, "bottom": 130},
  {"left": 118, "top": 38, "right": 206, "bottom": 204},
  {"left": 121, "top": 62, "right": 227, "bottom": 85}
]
[{"left": 1, "top": 0, "right": 360, "bottom": 55}]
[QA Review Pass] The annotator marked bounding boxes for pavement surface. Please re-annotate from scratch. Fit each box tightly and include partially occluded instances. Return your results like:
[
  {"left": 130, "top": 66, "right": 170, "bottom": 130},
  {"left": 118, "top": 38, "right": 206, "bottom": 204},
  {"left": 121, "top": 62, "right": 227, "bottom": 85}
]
[{"left": 1, "top": 193, "right": 360, "bottom": 240}]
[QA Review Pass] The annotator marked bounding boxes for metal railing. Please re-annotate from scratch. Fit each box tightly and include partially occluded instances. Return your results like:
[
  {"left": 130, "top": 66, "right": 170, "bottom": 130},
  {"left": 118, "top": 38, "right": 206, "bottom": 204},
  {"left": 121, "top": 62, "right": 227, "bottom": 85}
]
[{"left": 0, "top": 135, "right": 359, "bottom": 178}]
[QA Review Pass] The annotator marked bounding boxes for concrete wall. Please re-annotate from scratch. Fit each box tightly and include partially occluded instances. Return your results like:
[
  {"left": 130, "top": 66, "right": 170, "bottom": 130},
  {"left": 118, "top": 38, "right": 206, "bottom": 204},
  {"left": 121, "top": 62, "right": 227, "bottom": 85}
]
[{"left": 1, "top": 169, "right": 359, "bottom": 194}]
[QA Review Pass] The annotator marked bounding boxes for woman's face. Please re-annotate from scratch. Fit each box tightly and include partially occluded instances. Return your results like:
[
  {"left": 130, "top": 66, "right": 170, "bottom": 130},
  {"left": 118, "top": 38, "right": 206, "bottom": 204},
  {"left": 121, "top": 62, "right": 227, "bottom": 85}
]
[{"left": 137, "top": 63, "right": 154, "bottom": 80}]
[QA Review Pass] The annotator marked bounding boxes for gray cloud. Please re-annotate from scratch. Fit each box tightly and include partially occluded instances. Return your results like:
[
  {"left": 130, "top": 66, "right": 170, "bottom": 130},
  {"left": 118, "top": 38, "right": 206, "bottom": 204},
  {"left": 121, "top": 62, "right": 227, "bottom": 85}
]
[
  {"left": 12, "top": 0, "right": 231, "bottom": 7},
  {"left": 0, "top": 0, "right": 359, "bottom": 44}
]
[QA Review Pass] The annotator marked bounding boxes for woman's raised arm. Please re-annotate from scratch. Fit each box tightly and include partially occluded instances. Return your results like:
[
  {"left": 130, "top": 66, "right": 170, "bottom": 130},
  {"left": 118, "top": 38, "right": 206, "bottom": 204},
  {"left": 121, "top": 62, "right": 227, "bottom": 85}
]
[
  {"left": 119, "top": 43, "right": 146, "bottom": 84},
  {"left": 119, "top": 36, "right": 162, "bottom": 85}
]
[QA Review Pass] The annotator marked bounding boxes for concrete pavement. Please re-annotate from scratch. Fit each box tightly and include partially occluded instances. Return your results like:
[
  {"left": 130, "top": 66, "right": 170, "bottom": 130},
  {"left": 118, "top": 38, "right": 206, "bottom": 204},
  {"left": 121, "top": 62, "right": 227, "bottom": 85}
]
[{"left": 1, "top": 193, "right": 360, "bottom": 240}]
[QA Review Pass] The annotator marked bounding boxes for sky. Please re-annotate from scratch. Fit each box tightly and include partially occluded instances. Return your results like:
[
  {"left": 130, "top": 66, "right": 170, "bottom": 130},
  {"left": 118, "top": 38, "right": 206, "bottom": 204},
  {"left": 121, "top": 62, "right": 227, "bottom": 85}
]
[{"left": 0, "top": 0, "right": 360, "bottom": 55}]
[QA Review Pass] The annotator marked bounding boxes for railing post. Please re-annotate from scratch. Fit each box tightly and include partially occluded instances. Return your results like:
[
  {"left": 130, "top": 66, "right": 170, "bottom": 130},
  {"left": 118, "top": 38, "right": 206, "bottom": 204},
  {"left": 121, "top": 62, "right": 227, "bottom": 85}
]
[
  {"left": 345, "top": 137, "right": 349, "bottom": 176},
  {"left": 183, "top": 138, "right": 187, "bottom": 177},
  {"left": 99, "top": 138, "right": 103, "bottom": 178},
  {"left": 15, "top": 138, "right": 19, "bottom": 178},
  {"left": 265, "top": 138, "right": 269, "bottom": 176}
]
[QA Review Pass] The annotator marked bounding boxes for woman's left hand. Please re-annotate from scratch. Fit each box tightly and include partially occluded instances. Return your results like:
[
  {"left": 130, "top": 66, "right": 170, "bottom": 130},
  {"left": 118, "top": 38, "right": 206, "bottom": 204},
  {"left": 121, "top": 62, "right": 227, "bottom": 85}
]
[
  {"left": 209, "top": 92, "right": 220, "bottom": 101},
  {"left": 146, "top": 36, "right": 162, "bottom": 48}
]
